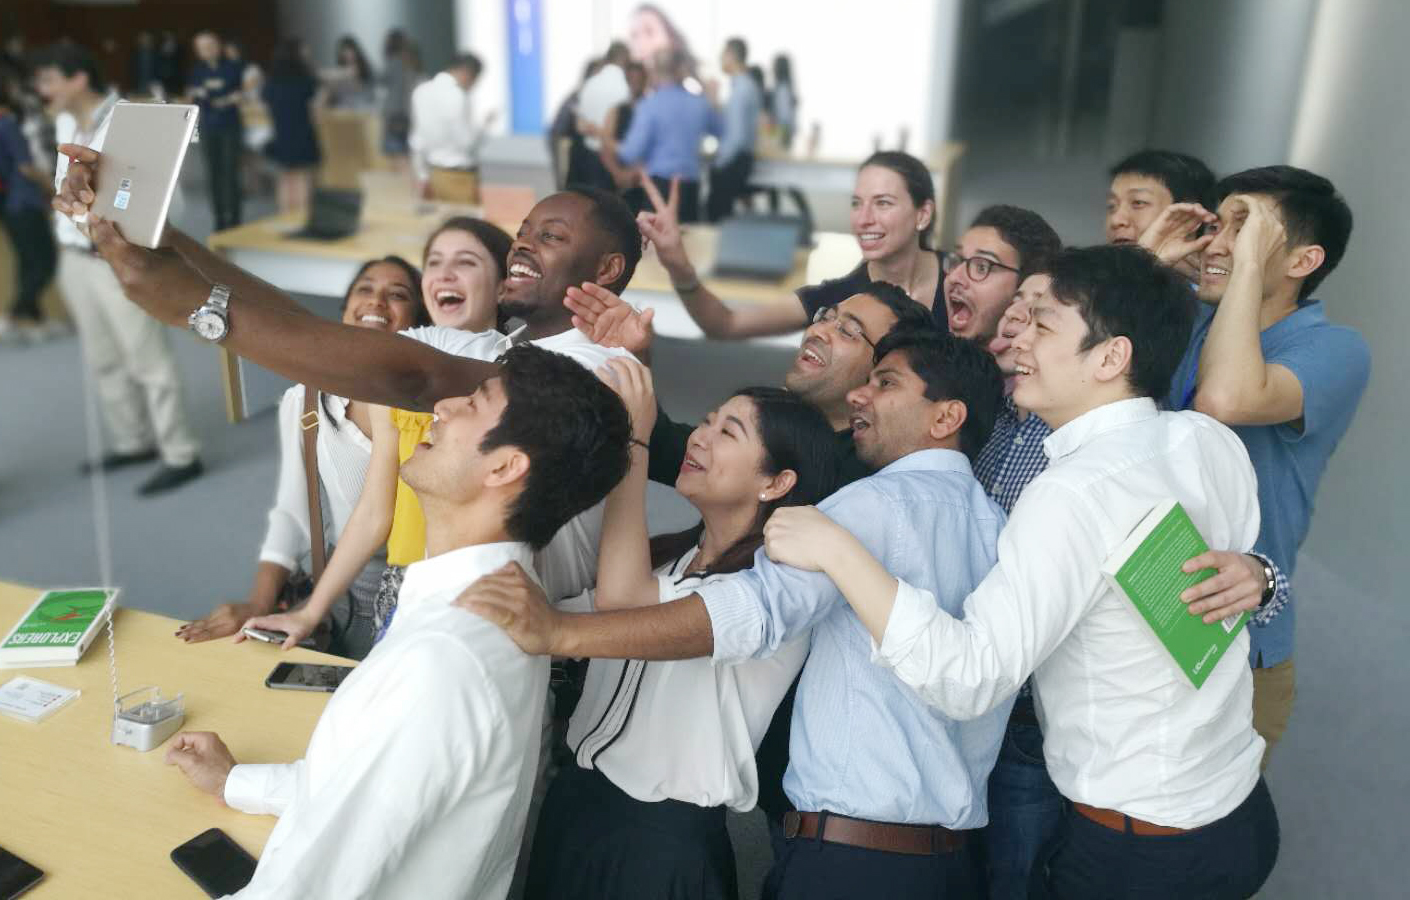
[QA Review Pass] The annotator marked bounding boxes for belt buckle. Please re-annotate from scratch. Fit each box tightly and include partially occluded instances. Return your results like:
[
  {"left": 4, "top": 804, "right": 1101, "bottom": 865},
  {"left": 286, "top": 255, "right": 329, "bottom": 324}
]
[{"left": 782, "top": 811, "right": 801, "bottom": 840}]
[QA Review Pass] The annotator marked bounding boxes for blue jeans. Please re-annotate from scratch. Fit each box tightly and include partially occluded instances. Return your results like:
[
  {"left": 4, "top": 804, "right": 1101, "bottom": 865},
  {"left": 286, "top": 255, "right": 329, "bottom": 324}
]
[{"left": 984, "top": 706, "right": 1065, "bottom": 899}]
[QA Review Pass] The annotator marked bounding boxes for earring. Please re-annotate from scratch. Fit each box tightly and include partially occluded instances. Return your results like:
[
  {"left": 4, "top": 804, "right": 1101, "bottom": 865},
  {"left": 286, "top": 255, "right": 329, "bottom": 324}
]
[{"left": 759, "top": 493, "right": 767, "bottom": 502}]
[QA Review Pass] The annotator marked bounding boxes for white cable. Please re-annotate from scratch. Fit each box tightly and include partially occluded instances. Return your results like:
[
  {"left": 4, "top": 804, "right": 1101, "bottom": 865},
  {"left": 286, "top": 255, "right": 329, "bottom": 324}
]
[{"left": 78, "top": 350, "right": 121, "bottom": 713}]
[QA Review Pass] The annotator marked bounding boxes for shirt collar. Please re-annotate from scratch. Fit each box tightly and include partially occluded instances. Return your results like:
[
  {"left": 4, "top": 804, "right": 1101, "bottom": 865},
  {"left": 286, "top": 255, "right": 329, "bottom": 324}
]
[
  {"left": 875, "top": 447, "right": 974, "bottom": 478},
  {"left": 397, "top": 541, "right": 536, "bottom": 618},
  {"left": 1042, "top": 397, "right": 1157, "bottom": 462},
  {"left": 493, "top": 324, "right": 592, "bottom": 356}
]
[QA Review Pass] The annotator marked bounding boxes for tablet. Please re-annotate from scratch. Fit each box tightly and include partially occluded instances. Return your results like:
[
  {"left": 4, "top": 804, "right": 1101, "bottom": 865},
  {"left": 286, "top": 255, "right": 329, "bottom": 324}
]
[{"left": 90, "top": 102, "right": 199, "bottom": 249}]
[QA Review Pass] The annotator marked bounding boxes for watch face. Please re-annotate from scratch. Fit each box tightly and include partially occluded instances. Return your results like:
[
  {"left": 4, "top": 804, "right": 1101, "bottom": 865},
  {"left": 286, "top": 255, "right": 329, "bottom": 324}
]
[{"left": 193, "top": 311, "right": 228, "bottom": 341}]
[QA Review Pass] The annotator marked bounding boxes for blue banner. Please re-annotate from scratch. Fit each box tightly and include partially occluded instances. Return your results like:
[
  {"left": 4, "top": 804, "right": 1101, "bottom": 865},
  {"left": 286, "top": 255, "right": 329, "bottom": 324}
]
[{"left": 506, "top": 0, "right": 544, "bottom": 133}]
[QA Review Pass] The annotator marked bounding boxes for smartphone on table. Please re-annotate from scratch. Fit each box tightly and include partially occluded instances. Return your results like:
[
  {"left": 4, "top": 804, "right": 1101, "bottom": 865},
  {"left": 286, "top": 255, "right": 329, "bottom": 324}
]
[
  {"left": 264, "top": 662, "right": 354, "bottom": 693},
  {"left": 0, "top": 845, "right": 42, "bottom": 900},
  {"left": 170, "top": 828, "right": 256, "bottom": 898}
]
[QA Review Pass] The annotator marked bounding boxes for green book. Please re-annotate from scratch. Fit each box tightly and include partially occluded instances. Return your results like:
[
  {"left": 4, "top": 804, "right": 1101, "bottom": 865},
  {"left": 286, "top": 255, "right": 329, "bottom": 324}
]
[
  {"left": 1100, "top": 501, "right": 1247, "bottom": 689},
  {"left": 0, "top": 588, "right": 118, "bottom": 669}
]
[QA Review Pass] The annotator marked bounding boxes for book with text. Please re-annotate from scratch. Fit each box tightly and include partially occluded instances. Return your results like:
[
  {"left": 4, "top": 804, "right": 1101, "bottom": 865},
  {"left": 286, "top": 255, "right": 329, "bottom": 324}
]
[
  {"left": 1101, "top": 501, "right": 1247, "bottom": 689},
  {"left": 0, "top": 588, "right": 118, "bottom": 668}
]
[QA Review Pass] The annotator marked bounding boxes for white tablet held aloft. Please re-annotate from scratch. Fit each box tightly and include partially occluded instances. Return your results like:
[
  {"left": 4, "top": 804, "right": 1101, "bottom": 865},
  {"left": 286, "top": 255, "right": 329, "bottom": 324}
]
[{"left": 90, "top": 101, "right": 199, "bottom": 249}]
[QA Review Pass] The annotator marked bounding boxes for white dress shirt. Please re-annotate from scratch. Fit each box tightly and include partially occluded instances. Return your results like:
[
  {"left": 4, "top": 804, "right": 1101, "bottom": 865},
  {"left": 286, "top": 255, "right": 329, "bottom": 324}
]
[
  {"left": 874, "top": 399, "right": 1266, "bottom": 829},
  {"left": 576, "top": 63, "right": 630, "bottom": 151},
  {"left": 567, "top": 546, "right": 809, "bottom": 811},
  {"left": 258, "top": 387, "right": 371, "bottom": 572},
  {"left": 222, "top": 542, "right": 548, "bottom": 900},
  {"left": 408, "top": 71, "right": 482, "bottom": 181}
]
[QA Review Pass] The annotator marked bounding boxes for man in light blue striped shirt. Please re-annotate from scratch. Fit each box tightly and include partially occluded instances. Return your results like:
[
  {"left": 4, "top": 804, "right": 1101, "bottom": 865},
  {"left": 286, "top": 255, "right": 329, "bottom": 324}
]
[{"left": 705, "top": 36, "right": 761, "bottom": 221}]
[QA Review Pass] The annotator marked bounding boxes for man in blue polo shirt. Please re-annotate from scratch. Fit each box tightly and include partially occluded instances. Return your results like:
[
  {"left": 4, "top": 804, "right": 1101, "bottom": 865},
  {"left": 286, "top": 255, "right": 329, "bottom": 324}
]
[
  {"left": 1168, "top": 165, "right": 1370, "bottom": 765},
  {"left": 187, "top": 30, "right": 244, "bottom": 230}
]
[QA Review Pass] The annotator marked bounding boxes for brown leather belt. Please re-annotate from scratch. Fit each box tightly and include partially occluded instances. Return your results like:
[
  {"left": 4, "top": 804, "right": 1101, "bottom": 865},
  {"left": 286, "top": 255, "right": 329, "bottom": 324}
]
[
  {"left": 782, "top": 811, "right": 970, "bottom": 856},
  {"left": 1073, "top": 803, "right": 1194, "bottom": 836}
]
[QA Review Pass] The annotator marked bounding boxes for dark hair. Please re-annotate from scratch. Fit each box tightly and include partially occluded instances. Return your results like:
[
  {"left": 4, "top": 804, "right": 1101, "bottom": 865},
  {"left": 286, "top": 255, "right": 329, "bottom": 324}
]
[
  {"left": 871, "top": 328, "right": 1004, "bottom": 461},
  {"left": 336, "top": 36, "right": 372, "bottom": 85},
  {"left": 30, "top": 42, "right": 106, "bottom": 93},
  {"left": 1216, "top": 165, "right": 1353, "bottom": 300},
  {"left": 564, "top": 186, "right": 642, "bottom": 293},
  {"left": 422, "top": 216, "right": 513, "bottom": 281},
  {"left": 969, "top": 205, "right": 1062, "bottom": 281},
  {"left": 1110, "top": 149, "right": 1217, "bottom": 210},
  {"left": 384, "top": 29, "right": 408, "bottom": 59},
  {"left": 772, "top": 54, "right": 793, "bottom": 89},
  {"left": 859, "top": 151, "right": 936, "bottom": 250},
  {"left": 322, "top": 255, "right": 426, "bottom": 424},
  {"left": 1042, "top": 244, "right": 1197, "bottom": 400},
  {"left": 725, "top": 37, "right": 748, "bottom": 65},
  {"left": 649, "top": 387, "right": 841, "bottom": 576},
  {"left": 268, "top": 39, "right": 312, "bottom": 81},
  {"left": 480, "top": 346, "right": 632, "bottom": 549},
  {"left": 450, "top": 52, "right": 483, "bottom": 79},
  {"left": 852, "top": 280, "right": 933, "bottom": 336},
  {"left": 747, "top": 65, "right": 766, "bottom": 94},
  {"left": 605, "top": 41, "right": 630, "bottom": 67}
]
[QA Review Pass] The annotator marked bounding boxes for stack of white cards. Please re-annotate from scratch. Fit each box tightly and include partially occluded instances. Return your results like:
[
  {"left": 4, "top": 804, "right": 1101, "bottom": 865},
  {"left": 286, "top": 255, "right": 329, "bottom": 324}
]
[{"left": 0, "top": 675, "right": 80, "bottom": 724}]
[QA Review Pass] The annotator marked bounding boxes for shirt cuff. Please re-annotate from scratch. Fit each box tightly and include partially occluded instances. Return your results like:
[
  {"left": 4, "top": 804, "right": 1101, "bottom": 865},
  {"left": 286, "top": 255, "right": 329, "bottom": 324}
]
[
  {"left": 224, "top": 762, "right": 300, "bottom": 817},
  {"left": 257, "top": 549, "right": 298, "bottom": 572},
  {"left": 872, "top": 578, "right": 943, "bottom": 669},
  {"left": 698, "top": 578, "right": 763, "bottom": 664}
]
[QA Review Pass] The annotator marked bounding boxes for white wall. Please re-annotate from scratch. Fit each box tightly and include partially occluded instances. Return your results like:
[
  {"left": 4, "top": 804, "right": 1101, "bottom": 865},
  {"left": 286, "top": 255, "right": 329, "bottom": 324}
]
[
  {"left": 1151, "top": 0, "right": 1318, "bottom": 173},
  {"left": 1286, "top": 0, "right": 1406, "bottom": 602},
  {"left": 277, "top": 0, "right": 457, "bottom": 75},
  {"left": 455, "top": 0, "right": 960, "bottom": 159}
]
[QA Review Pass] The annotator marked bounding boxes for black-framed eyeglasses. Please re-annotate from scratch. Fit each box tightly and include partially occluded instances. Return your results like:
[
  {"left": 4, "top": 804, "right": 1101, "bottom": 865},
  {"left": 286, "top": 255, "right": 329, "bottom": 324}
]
[
  {"left": 941, "top": 251, "right": 1020, "bottom": 283},
  {"left": 811, "top": 305, "right": 874, "bottom": 347}
]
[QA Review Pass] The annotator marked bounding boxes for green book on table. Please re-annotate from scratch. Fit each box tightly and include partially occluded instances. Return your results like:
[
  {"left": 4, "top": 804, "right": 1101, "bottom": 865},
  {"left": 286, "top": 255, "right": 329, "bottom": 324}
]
[
  {"left": 1101, "top": 501, "right": 1248, "bottom": 689},
  {"left": 0, "top": 588, "right": 118, "bottom": 668}
]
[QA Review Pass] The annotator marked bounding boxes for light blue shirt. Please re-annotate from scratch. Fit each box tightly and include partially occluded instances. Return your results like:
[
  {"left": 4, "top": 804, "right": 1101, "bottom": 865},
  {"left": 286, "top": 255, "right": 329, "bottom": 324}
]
[
  {"left": 699, "top": 449, "right": 1010, "bottom": 827},
  {"left": 617, "top": 83, "right": 722, "bottom": 180},
  {"left": 715, "top": 72, "right": 760, "bottom": 167}
]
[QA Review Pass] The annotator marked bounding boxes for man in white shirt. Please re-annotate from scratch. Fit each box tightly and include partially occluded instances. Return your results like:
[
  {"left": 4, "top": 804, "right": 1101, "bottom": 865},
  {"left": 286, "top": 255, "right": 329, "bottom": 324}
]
[
  {"left": 576, "top": 41, "right": 631, "bottom": 154},
  {"left": 409, "top": 53, "right": 494, "bottom": 194},
  {"left": 164, "top": 344, "right": 633, "bottom": 899},
  {"left": 34, "top": 42, "right": 204, "bottom": 496},
  {"left": 762, "top": 244, "right": 1279, "bottom": 899}
]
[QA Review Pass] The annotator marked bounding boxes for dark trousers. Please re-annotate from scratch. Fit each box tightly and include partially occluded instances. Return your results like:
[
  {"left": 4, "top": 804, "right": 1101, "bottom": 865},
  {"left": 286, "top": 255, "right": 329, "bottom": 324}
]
[
  {"left": 981, "top": 700, "right": 1066, "bottom": 899},
  {"left": 657, "top": 175, "right": 701, "bottom": 223},
  {"left": 2, "top": 205, "right": 58, "bottom": 321},
  {"left": 565, "top": 140, "right": 615, "bottom": 192},
  {"left": 1035, "top": 778, "right": 1279, "bottom": 899},
  {"left": 764, "top": 823, "right": 982, "bottom": 900},
  {"left": 706, "top": 152, "right": 754, "bottom": 222},
  {"left": 525, "top": 764, "right": 738, "bottom": 900},
  {"left": 201, "top": 126, "right": 243, "bottom": 231}
]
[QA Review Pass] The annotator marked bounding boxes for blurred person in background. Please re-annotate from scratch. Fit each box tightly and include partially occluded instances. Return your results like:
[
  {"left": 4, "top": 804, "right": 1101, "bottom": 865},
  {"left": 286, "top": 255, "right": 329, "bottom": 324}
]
[
  {"left": 380, "top": 29, "right": 418, "bottom": 161},
  {"left": 187, "top": 30, "right": 244, "bottom": 230},
  {"left": 326, "top": 34, "right": 376, "bottom": 109},
  {"left": 0, "top": 73, "right": 60, "bottom": 344},
  {"left": 262, "top": 38, "right": 323, "bottom": 212}
]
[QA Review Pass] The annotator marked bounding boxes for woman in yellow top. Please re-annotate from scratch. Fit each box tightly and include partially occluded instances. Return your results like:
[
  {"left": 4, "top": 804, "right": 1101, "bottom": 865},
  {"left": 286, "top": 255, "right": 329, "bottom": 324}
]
[{"left": 243, "top": 216, "right": 512, "bottom": 648}]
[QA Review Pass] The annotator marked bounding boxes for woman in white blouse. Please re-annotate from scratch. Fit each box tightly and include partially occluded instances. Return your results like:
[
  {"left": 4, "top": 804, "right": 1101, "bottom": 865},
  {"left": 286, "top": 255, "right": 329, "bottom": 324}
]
[
  {"left": 174, "top": 256, "right": 427, "bottom": 657},
  {"left": 524, "top": 359, "right": 841, "bottom": 900}
]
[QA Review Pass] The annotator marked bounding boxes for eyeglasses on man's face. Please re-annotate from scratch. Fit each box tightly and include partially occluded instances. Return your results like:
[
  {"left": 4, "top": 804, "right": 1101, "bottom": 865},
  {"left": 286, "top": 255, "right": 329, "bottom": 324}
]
[
  {"left": 941, "top": 251, "right": 1020, "bottom": 283},
  {"left": 811, "top": 305, "right": 875, "bottom": 347}
]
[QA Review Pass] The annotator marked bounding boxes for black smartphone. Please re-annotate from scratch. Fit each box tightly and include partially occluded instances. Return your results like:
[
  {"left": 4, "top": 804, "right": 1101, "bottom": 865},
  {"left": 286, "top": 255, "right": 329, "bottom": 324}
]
[
  {"left": 170, "top": 828, "right": 257, "bottom": 899},
  {"left": 265, "top": 661, "right": 354, "bottom": 693},
  {"left": 0, "top": 846, "right": 43, "bottom": 900}
]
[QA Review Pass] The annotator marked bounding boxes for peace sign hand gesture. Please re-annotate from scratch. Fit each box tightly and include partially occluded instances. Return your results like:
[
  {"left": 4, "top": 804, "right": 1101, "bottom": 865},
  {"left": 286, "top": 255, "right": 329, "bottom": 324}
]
[{"left": 636, "top": 176, "right": 691, "bottom": 274}]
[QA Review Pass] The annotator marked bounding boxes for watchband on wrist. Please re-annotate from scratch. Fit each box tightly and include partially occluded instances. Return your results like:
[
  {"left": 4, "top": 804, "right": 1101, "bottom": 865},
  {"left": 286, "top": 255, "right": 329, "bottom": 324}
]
[{"left": 1251, "top": 553, "right": 1277, "bottom": 605}]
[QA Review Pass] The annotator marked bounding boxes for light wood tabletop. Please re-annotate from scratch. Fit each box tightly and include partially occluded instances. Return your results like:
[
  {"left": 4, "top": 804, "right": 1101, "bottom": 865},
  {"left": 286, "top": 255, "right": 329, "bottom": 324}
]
[{"left": 0, "top": 581, "right": 349, "bottom": 897}]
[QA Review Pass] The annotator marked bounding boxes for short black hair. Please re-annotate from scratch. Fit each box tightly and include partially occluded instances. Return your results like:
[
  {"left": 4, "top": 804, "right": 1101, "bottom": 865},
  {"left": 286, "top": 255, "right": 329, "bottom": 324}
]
[
  {"left": 860, "top": 151, "right": 936, "bottom": 250},
  {"left": 1216, "top": 165, "right": 1353, "bottom": 300},
  {"left": 480, "top": 346, "right": 632, "bottom": 550},
  {"left": 1042, "top": 244, "right": 1197, "bottom": 400},
  {"left": 30, "top": 42, "right": 105, "bottom": 92},
  {"left": 852, "top": 280, "right": 934, "bottom": 336},
  {"left": 564, "top": 186, "right": 642, "bottom": 293},
  {"left": 1110, "top": 149, "right": 1218, "bottom": 210},
  {"left": 725, "top": 37, "right": 748, "bottom": 64},
  {"left": 970, "top": 205, "right": 1063, "bottom": 281},
  {"left": 871, "top": 328, "right": 1004, "bottom": 461},
  {"left": 450, "top": 52, "right": 483, "bottom": 78}
]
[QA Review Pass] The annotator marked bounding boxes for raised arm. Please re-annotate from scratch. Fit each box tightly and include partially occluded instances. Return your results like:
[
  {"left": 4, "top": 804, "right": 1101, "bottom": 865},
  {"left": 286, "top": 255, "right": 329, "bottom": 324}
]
[
  {"left": 591, "top": 359, "right": 666, "bottom": 609},
  {"left": 1192, "top": 194, "right": 1307, "bottom": 426},
  {"left": 636, "top": 177, "right": 808, "bottom": 339}
]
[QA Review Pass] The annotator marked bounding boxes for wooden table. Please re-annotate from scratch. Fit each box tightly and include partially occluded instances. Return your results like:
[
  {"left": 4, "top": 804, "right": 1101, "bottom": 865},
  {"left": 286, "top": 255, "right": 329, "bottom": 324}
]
[
  {"left": 0, "top": 582, "right": 348, "bottom": 897},
  {"left": 208, "top": 208, "right": 843, "bottom": 422}
]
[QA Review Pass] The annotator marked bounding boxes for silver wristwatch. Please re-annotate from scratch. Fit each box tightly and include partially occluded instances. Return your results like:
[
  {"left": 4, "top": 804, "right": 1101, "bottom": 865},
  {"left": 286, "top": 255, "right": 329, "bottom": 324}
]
[{"left": 188, "top": 283, "right": 231, "bottom": 343}]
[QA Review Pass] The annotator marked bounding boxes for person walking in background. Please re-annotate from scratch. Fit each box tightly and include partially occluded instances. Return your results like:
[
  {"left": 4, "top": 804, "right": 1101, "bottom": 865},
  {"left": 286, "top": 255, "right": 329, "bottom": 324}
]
[
  {"left": 380, "top": 29, "right": 418, "bottom": 161},
  {"left": 187, "top": 30, "right": 244, "bottom": 230},
  {"left": 262, "top": 39, "right": 322, "bottom": 213},
  {"left": 325, "top": 35, "right": 376, "bottom": 110},
  {"left": 771, "top": 54, "right": 797, "bottom": 151},
  {"left": 34, "top": 42, "right": 204, "bottom": 494},
  {"left": 572, "top": 42, "right": 632, "bottom": 191},
  {"left": 409, "top": 53, "right": 494, "bottom": 200},
  {"left": 705, "top": 37, "right": 761, "bottom": 222},
  {"left": 0, "top": 75, "right": 60, "bottom": 345}
]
